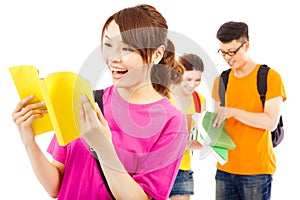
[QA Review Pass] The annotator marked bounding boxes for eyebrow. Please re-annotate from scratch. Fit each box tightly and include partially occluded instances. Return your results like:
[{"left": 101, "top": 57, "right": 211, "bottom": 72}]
[
  {"left": 220, "top": 47, "right": 235, "bottom": 51},
  {"left": 104, "top": 35, "right": 111, "bottom": 40},
  {"left": 227, "top": 48, "right": 237, "bottom": 51}
]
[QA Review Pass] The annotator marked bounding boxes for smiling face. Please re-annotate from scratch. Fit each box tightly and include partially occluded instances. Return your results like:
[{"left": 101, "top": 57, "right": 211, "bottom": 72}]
[
  {"left": 102, "top": 20, "right": 150, "bottom": 88},
  {"left": 218, "top": 40, "right": 248, "bottom": 70},
  {"left": 180, "top": 69, "right": 202, "bottom": 95}
]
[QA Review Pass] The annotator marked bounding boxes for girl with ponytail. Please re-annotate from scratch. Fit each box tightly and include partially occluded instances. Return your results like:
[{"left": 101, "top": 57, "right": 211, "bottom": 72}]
[{"left": 13, "top": 4, "right": 188, "bottom": 200}]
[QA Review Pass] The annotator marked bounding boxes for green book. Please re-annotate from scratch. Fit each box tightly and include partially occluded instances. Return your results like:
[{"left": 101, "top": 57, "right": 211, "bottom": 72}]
[
  {"left": 202, "top": 111, "right": 236, "bottom": 150},
  {"left": 212, "top": 146, "right": 228, "bottom": 160}
]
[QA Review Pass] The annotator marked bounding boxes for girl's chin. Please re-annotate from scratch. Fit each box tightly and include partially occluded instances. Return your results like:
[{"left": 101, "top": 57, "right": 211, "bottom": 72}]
[
  {"left": 112, "top": 78, "right": 121, "bottom": 86},
  {"left": 183, "top": 89, "right": 194, "bottom": 95},
  {"left": 112, "top": 78, "right": 131, "bottom": 88}
]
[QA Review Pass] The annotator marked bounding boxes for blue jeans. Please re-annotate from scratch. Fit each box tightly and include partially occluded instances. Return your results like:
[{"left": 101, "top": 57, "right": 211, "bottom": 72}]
[
  {"left": 215, "top": 170, "right": 272, "bottom": 200},
  {"left": 169, "top": 170, "right": 194, "bottom": 197}
]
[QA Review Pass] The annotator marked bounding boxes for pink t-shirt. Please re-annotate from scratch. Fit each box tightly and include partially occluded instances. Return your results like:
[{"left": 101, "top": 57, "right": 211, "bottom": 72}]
[{"left": 47, "top": 86, "right": 188, "bottom": 200}]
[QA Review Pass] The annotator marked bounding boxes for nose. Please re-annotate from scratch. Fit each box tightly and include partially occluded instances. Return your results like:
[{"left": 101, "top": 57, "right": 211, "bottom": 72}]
[
  {"left": 111, "top": 55, "right": 121, "bottom": 63},
  {"left": 108, "top": 49, "right": 122, "bottom": 64},
  {"left": 187, "top": 81, "right": 195, "bottom": 89},
  {"left": 193, "top": 80, "right": 202, "bottom": 88}
]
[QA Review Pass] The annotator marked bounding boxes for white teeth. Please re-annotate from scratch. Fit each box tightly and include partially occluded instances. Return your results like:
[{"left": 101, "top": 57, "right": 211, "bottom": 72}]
[{"left": 111, "top": 67, "right": 127, "bottom": 72}]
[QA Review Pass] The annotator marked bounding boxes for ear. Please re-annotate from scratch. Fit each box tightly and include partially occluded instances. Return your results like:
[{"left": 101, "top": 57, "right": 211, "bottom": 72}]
[
  {"left": 152, "top": 45, "right": 165, "bottom": 64},
  {"left": 244, "top": 41, "right": 250, "bottom": 51}
]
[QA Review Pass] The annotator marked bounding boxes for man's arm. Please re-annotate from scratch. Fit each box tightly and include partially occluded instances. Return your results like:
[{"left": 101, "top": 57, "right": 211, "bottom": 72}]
[{"left": 213, "top": 96, "right": 283, "bottom": 131}]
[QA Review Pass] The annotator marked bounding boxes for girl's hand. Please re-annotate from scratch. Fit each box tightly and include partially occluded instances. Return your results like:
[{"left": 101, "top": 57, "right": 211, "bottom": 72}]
[
  {"left": 79, "top": 95, "right": 112, "bottom": 148},
  {"left": 12, "top": 94, "right": 48, "bottom": 146}
]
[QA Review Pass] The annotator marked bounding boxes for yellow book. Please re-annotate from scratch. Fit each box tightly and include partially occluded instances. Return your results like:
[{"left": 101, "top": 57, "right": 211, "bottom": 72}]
[{"left": 9, "top": 65, "right": 95, "bottom": 146}]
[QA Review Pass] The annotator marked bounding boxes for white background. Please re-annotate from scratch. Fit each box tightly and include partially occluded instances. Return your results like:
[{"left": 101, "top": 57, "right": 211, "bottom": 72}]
[{"left": 0, "top": 0, "right": 297, "bottom": 199}]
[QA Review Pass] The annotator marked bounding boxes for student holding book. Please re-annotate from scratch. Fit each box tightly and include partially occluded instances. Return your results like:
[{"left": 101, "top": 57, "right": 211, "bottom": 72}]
[
  {"left": 212, "top": 21, "right": 286, "bottom": 200},
  {"left": 12, "top": 4, "right": 188, "bottom": 200},
  {"left": 169, "top": 53, "right": 206, "bottom": 200}
]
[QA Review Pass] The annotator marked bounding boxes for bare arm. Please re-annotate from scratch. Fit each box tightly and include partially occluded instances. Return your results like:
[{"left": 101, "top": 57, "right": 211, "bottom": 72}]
[
  {"left": 187, "top": 140, "right": 202, "bottom": 150},
  {"left": 12, "top": 95, "right": 64, "bottom": 198},
  {"left": 213, "top": 96, "right": 283, "bottom": 131},
  {"left": 79, "top": 95, "right": 151, "bottom": 200}
]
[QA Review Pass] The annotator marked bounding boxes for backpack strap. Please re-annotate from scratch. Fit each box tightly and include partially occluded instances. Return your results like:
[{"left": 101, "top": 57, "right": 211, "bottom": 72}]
[
  {"left": 257, "top": 64, "right": 284, "bottom": 147},
  {"left": 93, "top": 89, "right": 104, "bottom": 113},
  {"left": 219, "top": 69, "right": 231, "bottom": 106},
  {"left": 257, "top": 64, "right": 270, "bottom": 107},
  {"left": 92, "top": 89, "right": 116, "bottom": 200},
  {"left": 192, "top": 91, "right": 201, "bottom": 113}
]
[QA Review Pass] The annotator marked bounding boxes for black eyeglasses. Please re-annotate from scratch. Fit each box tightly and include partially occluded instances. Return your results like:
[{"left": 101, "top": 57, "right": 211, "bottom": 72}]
[{"left": 217, "top": 42, "right": 246, "bottom": 57}]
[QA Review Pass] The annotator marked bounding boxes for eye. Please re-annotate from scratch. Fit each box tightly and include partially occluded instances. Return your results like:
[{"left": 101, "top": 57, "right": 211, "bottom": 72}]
[
  {"left": 220, "top": 50, "right": 227, "bottom": 55},
  {"left": 122, "top": 47, "right": 134, "bottom": 52},
  {"left": 227, "top": 51, "right": 236, "bottom": 55},
  {"left": 103, "top": 42, "right": 112, "bottom": 47}
]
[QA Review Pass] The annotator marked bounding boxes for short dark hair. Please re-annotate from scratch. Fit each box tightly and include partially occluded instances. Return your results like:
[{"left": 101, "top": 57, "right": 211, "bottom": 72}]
[
  {"left": 178, "top": 53, "right": 204, "bottom": 72},
  {"left": 216, "top": 21, "right": 249, "bottom": 43}
]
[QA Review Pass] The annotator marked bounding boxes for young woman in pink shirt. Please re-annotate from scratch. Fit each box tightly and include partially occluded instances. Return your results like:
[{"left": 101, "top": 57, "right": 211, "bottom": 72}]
[{"left": 12, "top": 4, "right": 188, "bottom": 200}]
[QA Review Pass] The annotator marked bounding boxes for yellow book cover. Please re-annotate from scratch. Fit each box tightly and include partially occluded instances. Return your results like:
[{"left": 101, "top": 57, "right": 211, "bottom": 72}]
[{"left": 9, "top": 65, "right": 95, "bottom": 146}]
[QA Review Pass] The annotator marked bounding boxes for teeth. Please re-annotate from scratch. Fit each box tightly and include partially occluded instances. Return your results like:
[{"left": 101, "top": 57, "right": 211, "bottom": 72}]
[{"left": 111, "top": 67, "right": 127, "bottom": 72}]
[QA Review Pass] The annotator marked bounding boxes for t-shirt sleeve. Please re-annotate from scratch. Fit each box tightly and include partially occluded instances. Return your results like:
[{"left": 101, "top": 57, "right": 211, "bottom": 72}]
[
  {"left": 212, "top": 75, "right": 221, "bottom": 103},
  {"left": 266, "top": 69, "right": 286, "bottom": 102},
  {"left": 47, "top": 134, "right": 67, "bottom": 164},
  {"left": 199, "top": 93, "right": 206, "bottom": 105}
]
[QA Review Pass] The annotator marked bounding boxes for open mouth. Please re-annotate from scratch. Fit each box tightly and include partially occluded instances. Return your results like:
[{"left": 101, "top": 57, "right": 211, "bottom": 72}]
[{"left": 111, "top": 67, "right": 128, "bottom": 78}]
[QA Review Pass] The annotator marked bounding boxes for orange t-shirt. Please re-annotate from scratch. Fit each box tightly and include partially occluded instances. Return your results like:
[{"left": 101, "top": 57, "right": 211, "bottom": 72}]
[{"left": 212, "top": 64, "right": 286, "bottom": 175}]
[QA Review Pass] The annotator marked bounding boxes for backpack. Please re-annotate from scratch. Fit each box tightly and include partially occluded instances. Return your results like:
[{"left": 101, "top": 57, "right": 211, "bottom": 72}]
[
  {"left": 190, "top": 91, "right": 202, "bottom": 142},
  {"left": 219, "top": 64, "right": 284, "bottom": 147},
  {"left": 192, "top": 91, "right": 201, "bottom": 113}
]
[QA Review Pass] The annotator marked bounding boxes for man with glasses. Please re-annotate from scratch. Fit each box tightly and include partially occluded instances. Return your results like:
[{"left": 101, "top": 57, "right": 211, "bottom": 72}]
[{"left": 211, "top": 21, "right": 286, "bottom": 200}]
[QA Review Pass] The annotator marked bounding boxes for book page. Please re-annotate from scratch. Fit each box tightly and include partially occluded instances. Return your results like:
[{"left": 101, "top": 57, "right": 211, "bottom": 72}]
[
  {"left": 201, "top": 111, "right": 236, "bottom": 150},
  {"left": 9, "top": 65, "right": 53, "bottom": 135},
  {"left": 40, "top": 71, "right": 95, "bottom": 146},
  {"left": 192, "top": 111, "right": 236, "bottom": 165},
  {"left": 9, "top": 65, "right": 95, "bottom": 146}
]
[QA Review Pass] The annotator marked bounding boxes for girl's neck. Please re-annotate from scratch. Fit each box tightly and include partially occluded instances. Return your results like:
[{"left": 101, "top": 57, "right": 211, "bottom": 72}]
[
  {"left": 117, "top": 84, "right": 163, "bottom": 104},
  {"left": 172, "top": 86, "right": 192, "bottom": 111}
]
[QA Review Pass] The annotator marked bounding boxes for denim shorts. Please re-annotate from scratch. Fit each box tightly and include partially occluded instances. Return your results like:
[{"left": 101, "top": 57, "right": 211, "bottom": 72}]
[
  {"left": 215, "top": 169, "right": 273, "bottom": 200},
  {"left": 169, "top": 170, "right": 194, "bottom": 196}
]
